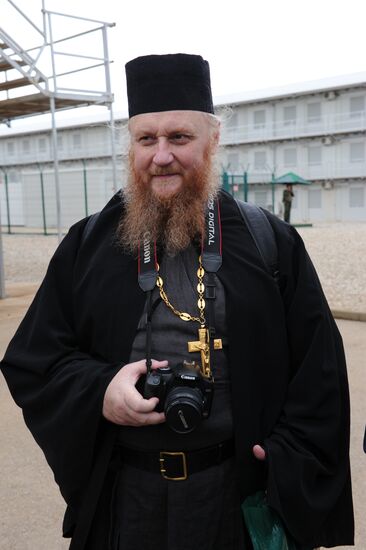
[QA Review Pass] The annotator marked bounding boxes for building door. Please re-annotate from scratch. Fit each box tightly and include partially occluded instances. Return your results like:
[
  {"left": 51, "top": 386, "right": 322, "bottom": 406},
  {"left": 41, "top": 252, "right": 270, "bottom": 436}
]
[
  {"left": 346, "top": 185, "right": 366, "bottom": 221},
  {"left": 307, "top": 188, "right": 323, "bottom": 222}
]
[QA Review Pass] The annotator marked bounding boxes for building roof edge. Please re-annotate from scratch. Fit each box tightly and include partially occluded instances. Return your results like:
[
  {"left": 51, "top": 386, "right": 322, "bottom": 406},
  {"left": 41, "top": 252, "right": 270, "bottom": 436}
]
[{"left": 214, "top": 71, "right": 366, "bottom": 107}]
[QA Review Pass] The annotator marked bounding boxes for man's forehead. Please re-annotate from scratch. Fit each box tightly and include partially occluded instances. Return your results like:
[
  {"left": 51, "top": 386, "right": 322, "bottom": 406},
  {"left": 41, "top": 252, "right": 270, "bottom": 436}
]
[{"left": 129, "top": 110, "right": 207, "bottom": 134}]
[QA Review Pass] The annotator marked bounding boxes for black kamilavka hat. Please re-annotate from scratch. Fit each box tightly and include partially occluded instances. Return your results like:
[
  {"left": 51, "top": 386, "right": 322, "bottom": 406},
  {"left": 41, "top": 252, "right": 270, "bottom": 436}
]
[{"left": 125, "top": 53, "right": 214, "bottom": 118}]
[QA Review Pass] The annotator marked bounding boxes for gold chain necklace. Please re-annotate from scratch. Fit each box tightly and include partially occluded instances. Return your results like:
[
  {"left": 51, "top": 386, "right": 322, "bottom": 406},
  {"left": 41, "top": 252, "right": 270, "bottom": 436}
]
[
  {"left": 156, "top": 255, "right": 206, "bottom": 327},
  {"left": 155, "top": 253, "right": 223, "bottom": 379}
]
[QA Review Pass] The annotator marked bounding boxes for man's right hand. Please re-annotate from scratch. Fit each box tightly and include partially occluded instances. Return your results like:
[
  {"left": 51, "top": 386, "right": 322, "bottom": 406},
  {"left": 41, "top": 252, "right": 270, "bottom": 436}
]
[{"left": 102, "top": 359, "right": 168, "bottom": 426}]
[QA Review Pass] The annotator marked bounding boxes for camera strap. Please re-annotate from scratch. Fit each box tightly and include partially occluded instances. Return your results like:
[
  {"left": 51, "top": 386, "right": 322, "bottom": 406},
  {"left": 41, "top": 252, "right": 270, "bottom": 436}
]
[
  {"left": 137, "top": 234, "right": 158, "bottom": 371},
  {"left": 201, "top": 196, "right": 222, "bottom": 365},
  {"left": 201, "top": 195, "right": 222, "bottom": 273},
  {"left": 138, "top": 195, "right": 223, "bottom": 374},
  {"left": 138, "top": 233, "right": 158, "bottom": 292}
]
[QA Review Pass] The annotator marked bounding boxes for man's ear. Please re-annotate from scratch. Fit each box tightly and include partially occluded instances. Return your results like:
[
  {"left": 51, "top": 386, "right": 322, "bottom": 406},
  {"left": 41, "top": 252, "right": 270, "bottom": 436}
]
[{"left": 211, "top": 125, "right": 221, "bottom": 152}]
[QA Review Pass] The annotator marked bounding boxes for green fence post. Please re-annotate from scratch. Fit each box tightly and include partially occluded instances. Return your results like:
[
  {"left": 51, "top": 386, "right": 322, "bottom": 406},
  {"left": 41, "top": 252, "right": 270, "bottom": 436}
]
[
  {"left": 3, "top": 170, "right": 11, "bottom": 234},
  {"left": 271, "top": 172, "right": 275, "bottom": 214},
  {"left": 82, "top": 159, "right": 88, "bottom": 217},
  {"left": 222, "top": 171, "right": 229, "bottom": 192},
  {"left": 0, "top": 200, "right": 5, "bottom": 297},
  {"left": 0, "top": 167, "right": 5, "bottom": 296},
  {"left": 38, "top": 164, "right": 48, "bottom": 235},
  {"left": 244, "top": 171, "right": 248, "bottom": 202}
]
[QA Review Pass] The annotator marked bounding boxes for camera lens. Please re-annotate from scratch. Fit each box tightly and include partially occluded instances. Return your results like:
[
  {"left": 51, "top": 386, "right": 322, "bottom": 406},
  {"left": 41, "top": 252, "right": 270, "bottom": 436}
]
[{"left": 164, "top": 387, "right": 203, "bottom": 434}]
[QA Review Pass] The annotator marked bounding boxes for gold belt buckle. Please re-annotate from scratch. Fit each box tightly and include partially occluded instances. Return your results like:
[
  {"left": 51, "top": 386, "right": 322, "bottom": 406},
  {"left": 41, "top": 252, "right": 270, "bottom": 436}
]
[{"left": 159, "top": 451, "right": 187, "bottom": 481}]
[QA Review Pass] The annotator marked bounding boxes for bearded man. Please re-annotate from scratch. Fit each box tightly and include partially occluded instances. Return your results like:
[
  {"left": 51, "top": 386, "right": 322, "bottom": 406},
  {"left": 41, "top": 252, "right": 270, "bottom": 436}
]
[{"left": 1, "top": 54, "right": 354, "bottom": 550}]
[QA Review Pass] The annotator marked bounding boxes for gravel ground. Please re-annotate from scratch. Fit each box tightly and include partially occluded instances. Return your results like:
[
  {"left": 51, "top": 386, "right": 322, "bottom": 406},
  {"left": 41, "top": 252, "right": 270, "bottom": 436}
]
[
  {"left": 2, "top": 221, "right": 365, "bottom": 313},
  {"left": 296, "top": 223, "right": 366, "bottom": 313}
]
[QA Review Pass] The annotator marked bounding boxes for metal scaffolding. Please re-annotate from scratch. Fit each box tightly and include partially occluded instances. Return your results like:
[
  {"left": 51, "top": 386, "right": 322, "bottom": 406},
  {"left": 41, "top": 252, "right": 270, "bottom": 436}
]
[{"left": 0, "top": 0, "right": 116, "bottom": 298}]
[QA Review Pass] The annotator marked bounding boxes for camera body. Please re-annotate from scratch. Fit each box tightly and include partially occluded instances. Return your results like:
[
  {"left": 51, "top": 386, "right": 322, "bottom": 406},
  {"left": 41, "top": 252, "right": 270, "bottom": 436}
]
[{"left": 143, "top": 360, "right": 214, "bottom": 433}]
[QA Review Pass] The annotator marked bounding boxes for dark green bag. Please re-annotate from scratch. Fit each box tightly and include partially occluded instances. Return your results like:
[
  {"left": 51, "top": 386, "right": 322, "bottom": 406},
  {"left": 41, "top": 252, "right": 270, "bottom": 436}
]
[{"left": 242, "top": 491, "right": 300, "bottom": 550}]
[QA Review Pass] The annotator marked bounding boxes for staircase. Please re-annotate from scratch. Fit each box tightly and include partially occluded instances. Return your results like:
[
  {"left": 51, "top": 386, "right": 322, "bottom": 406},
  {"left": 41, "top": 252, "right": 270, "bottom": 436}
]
[
  {"left": 0, "top": 2, "right": 115, "bottom": 124},
  {"left": 0, "top": 0, "right": 117, "bottom": 249}
]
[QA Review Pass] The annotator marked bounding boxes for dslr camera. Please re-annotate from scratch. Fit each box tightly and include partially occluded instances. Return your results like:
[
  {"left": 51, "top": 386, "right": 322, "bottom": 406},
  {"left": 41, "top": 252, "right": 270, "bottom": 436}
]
[{"left": 143, "top": 360, "right": 214, "bottom": 433}]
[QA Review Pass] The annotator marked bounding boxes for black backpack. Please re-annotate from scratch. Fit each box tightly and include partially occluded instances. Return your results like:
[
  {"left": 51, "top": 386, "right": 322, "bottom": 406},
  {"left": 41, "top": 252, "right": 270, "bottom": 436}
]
[
  {"left": 234, "top": 199, "right": 279, "bottom": 282},
  {"left": 82, "top": 199, "right": 279, "bottom": 282}
]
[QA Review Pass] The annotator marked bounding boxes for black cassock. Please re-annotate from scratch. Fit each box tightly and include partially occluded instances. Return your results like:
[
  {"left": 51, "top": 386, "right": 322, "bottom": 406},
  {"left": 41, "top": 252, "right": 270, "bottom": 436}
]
[{"left": 1, "top": 190, "right": 354, "bottom": 549}]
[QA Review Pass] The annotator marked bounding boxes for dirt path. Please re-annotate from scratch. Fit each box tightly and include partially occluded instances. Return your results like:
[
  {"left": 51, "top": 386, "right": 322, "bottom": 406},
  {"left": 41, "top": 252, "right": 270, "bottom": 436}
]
[{"left": 0, "top": 284, "right": 365, "bottom": 549}]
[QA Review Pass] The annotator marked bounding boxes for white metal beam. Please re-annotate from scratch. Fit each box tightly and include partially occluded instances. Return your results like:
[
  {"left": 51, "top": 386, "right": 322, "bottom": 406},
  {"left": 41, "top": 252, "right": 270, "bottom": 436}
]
[{"left": 0, "top": 201, "right": 6, "bottom": 299}]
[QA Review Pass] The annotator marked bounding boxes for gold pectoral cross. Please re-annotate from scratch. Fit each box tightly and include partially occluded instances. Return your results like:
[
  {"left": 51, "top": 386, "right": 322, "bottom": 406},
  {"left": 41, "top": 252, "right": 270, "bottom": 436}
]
[{"left": 188, "top": 327, "right": 222, "bottom": 377}]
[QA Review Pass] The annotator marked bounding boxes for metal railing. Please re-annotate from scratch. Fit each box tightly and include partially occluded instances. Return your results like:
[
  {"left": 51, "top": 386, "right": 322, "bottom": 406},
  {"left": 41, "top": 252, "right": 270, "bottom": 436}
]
[
  {"left": 225, "top": 162, "right": 366, "bottom": 183},
  {"left": 0, "top": 137, "right": 122, "bottom": 165},
  {"left": 0, "top": 1, "right": 115, "bottom": 104},
  {"left": 220, "top": 111, "right": 366, "bottom": 145}
]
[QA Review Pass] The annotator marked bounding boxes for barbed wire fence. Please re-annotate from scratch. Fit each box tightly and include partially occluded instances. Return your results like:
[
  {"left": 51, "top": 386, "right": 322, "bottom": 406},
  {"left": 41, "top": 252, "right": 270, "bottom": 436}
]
[{"left": 0, "top": 166, "right": 281, "bottom": 235}]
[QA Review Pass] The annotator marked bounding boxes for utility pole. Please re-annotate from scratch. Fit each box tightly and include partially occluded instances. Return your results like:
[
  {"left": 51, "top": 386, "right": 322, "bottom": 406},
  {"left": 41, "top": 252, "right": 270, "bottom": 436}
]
[{"left": 0, "top": 194, "right": 6, "bottom": 299}]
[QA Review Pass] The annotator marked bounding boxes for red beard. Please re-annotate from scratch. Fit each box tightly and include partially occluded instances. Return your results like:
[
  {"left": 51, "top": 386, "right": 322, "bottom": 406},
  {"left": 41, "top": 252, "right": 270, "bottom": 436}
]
[{"left": 118, "top": 146, "right": 220, "bottom": 255}]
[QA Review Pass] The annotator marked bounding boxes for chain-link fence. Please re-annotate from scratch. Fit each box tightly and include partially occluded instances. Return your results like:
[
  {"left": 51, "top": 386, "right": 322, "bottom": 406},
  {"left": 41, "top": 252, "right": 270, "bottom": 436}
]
[
  {"left": 0, "top": 161, "right": 125, "bottom": 234},
  {"left": 0, "top": 166, "right": 282, "bottom": 234}
]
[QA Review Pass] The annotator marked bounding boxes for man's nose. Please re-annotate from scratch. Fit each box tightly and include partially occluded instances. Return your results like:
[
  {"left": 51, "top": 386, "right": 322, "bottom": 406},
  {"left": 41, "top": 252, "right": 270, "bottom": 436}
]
[{"left": 153, "top": 139, "right": 174, "bottom": 166}]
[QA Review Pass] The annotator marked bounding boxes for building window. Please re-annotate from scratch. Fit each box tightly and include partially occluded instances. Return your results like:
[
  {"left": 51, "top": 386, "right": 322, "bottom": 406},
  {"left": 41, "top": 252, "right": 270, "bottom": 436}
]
[
  {"left": 254, "top": 151, "right": 266, "bottom": 170},
  {"left": 283, "top": 105, "right": 296, "bottom": 126},
  {"left": 308, "top": 146, "right": 322, "bottom": 165},
  {"left": 38, "top": 137, "right": 47, "bottom": 153},
  {"left": 307, "top": 102, "right": 321, "bottom": 123},
  {"left": 349, "top": 187, "right": 364, "bottom": 207},
  {"left": 73, "top": 133, "right": 82, "bottom": 149},
  {"left": 308, "top": 189, "right": 322, "bottom": 208},
  {"left": 350, "top": 96, "right": 365, "bottom": 118},
  {"left": 57, "top": 135, "right": 63, "bottom": 150},
  {"left": 7, "top": 142, "right": 15, "bottom": 156},
  {"left": 350, "top": 142, "right": 365, "bottom": 162},
  {"left": 22, "top": 139, "right": 30, "bottom": 154},
  {"left": 253, "top": 109, "right": 266, "bottom": 129},
  {"left": 227, "top": 152, "right": 239, "bottom": 172},
  {"left": 283, "top": 148, "right": 297, "bottom": 167}
]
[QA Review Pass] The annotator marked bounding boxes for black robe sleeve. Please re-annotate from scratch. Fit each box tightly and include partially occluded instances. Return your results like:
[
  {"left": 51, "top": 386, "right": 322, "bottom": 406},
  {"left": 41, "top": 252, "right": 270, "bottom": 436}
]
[
  {"left": 0, "top": 220, "right": 122, "bottom": 529},
  {"left": 264, "top": 225, "right": 354, "bottom": 547}
]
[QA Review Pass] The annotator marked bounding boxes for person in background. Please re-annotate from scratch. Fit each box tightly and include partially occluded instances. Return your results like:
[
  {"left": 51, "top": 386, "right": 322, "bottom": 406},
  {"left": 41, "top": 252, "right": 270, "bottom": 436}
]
[{"left": 282, "top": 183, "right": 294, "bottom": 223}]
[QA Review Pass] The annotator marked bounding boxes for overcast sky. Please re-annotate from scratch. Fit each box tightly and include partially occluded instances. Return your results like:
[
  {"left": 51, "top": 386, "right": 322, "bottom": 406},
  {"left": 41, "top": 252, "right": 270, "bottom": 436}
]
[{"left": 2, "top": 0, "right": 366, "bottom": 124}]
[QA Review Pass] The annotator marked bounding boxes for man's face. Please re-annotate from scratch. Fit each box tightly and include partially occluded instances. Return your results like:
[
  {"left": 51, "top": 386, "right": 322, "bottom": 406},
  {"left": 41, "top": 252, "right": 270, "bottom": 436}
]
[{"left": 129, "top": 110, "right": 216, "bottom": 201}]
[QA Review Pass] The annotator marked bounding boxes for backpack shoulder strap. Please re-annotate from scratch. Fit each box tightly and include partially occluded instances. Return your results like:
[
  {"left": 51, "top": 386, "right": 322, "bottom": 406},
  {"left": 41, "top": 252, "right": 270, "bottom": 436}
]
[
  {"left": 235, "top": 199, "right": 279, "bottom": 282},
  {"left": 80, "top": 190, "right": 124, "bottom": 246},
  {"left": 81, "top": 211, "right": 100, "bottom": 246}
]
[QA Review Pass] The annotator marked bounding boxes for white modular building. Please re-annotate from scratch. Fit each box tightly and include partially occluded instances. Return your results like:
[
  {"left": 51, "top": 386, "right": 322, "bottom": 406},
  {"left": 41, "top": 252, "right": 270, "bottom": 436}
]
[
  {"left": 217, "top": 72, "right": 366, "bottom": 223},
  {"left": 0, "top": 72, "right": 365, "bottom": 230}
]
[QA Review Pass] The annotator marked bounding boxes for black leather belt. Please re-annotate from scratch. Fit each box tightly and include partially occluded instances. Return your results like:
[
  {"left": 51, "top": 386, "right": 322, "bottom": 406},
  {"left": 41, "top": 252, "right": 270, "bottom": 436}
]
[{"left": 117, "top": 439, "right": 235, "bottom": 481}]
